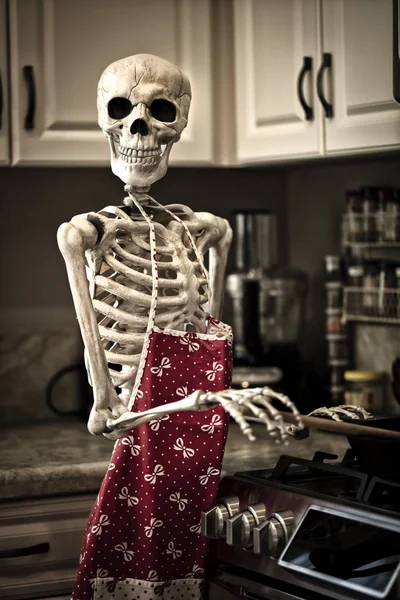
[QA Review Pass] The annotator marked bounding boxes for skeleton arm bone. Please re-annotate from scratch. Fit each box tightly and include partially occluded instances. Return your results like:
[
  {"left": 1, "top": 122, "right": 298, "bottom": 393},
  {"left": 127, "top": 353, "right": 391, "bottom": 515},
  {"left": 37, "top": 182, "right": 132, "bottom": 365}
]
[
  {"left": 57, "top": 217, "right": 128, "bottom": 435},
  {"left": 105, "top": 387, "right": 303, "bottom": 443},
  {"left": 193, "top": 213, "right": 232, "bottom": 320},
  {"left": 209, "top": 218, "right": 232, "bottom": 319}
]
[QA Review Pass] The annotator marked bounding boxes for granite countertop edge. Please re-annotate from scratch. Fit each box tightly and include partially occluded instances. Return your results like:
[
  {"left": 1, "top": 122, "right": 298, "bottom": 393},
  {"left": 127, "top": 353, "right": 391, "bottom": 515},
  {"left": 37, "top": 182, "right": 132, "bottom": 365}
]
[
  {"left": 0, "top": 421, "right": 350, "bottom": 503},
  {"left": 0, "top": 462, "right": 110, "bottom": 501}
]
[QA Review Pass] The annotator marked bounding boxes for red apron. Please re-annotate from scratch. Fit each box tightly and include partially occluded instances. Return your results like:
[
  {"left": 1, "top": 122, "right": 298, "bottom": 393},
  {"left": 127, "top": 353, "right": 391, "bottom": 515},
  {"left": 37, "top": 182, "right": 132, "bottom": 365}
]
[{"left": 72, "top": 198, "right": 232, "bottom": 600}]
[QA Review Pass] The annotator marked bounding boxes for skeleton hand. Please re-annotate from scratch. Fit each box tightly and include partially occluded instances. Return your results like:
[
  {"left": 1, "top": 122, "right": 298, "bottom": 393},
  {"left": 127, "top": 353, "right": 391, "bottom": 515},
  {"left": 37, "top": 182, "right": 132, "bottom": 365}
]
[
  {"left": 307, "top": 405, "right": 373, "bottom": 422},
  {"left": 200, "top": 386, "right": 304, "bottom": 444},
  {"left": 103, "top": 386, "right": 303, "bottom": 444}
]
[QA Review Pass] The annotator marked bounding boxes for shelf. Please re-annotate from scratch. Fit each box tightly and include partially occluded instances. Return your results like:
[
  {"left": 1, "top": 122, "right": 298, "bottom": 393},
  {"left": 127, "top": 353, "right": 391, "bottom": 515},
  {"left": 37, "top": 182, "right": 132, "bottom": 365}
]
[
  {"left": 342, "top": 214, "right": 400, "bottom": 248},
  {"left": 343, "top": 287, "right": 400, "bottom": 324}
]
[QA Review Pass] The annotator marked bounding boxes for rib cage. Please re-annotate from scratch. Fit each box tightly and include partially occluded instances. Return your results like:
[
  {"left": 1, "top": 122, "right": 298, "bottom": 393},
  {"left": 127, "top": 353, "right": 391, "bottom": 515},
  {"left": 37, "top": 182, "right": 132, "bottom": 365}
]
[{"left": 84, "top": 206, "right": 209, "bottom": 400}]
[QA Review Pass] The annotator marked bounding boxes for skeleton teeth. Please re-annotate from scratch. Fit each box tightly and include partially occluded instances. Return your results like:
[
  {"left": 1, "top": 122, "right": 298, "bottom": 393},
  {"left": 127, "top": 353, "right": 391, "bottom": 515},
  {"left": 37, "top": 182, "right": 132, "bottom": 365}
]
[{"left": 116, "top": 145, "right": 161, "bottom": 164}]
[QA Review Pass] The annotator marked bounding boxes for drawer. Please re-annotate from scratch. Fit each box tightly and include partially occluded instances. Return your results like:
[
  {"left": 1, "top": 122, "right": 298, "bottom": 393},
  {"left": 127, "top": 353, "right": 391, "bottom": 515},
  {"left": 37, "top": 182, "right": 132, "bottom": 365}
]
[{"left": 0, "top": 495, "right": 95, "bottom": 600}]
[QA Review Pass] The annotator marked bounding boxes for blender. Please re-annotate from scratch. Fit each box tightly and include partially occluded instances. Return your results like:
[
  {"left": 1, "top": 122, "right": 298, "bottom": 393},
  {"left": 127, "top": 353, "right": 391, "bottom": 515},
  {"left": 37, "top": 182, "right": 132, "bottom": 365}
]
[{"left": 225, "top": 210, "right": 309, "bottom": 404}]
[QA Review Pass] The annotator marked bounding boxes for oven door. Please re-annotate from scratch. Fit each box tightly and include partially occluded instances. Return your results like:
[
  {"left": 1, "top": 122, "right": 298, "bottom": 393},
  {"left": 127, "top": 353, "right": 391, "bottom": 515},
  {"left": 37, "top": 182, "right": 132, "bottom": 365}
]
[{"left": 208, "top": 570, "right": 310, "bottom": 600}]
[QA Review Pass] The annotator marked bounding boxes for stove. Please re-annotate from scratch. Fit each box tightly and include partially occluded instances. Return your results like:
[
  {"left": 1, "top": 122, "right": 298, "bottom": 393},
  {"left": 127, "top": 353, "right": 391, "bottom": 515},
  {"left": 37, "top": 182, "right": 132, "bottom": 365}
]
[{"left": 201, "top": 450, "right": 400, "bottom": 600}]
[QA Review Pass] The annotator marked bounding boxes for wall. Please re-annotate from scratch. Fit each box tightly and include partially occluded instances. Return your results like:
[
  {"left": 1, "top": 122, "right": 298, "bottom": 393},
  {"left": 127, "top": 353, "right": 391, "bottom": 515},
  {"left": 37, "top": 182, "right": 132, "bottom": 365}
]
[
  {"left": 0, "top": 166, "right": 286, "bottom": 423},
  {"left": 286, "top": 154, "right": 400, "bottom": 404},
  {"left": 4, "top": 155, "right": 400, "bottom": 423}
]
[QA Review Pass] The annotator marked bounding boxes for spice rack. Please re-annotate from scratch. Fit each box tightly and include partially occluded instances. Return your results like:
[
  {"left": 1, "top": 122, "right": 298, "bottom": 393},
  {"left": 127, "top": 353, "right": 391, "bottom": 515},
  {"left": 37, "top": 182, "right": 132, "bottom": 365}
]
[
  {"left": 343, "top": 287, "right": 400, "bottom": 324},
  {"left": 342, "top": 214, "right": 400, "bottom": 247}
]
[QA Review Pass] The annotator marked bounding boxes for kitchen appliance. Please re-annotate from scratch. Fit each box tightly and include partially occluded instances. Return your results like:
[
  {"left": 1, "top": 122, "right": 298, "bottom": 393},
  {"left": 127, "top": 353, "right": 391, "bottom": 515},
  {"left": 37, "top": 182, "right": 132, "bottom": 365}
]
[
  {"left": 225, "top": 210, "right": 309, "bottom": 405},
  {"left": 202, "top": 448, "right": 400, "bottom": 600}
]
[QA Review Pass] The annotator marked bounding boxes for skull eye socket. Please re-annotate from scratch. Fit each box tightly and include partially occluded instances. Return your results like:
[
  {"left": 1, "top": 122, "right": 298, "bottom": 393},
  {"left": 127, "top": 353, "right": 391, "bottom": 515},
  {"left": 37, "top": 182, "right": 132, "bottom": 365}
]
[
  {"left": 108, "top": 97, "right": 133, "bottom": 120},
  {"left": 150, "top": 99, "right": 176, "bottom": 123}
]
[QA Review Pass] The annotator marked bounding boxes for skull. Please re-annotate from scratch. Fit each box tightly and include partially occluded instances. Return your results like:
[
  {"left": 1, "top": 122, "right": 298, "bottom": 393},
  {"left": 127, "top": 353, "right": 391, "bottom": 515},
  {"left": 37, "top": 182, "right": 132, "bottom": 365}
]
[{"left": 97, "top": 54, "right": 191, "bottom": 189}]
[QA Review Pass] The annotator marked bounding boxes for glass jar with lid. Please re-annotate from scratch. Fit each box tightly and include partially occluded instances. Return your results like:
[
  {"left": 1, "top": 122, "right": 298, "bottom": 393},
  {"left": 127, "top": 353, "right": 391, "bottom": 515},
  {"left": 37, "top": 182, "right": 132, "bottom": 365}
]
[
  {"left": 345, "top": 190, "right": 363, "bottom": 243},
  {"left": 344, "top": 371, "right": 385, "bottom": 413}
]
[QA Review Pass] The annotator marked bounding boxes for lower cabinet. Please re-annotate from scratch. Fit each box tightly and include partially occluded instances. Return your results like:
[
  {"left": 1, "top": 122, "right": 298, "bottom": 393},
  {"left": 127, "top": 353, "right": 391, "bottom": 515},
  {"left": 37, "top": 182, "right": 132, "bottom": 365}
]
[{"left": 0, "top": 494, "right": 95, "bottom": 600}]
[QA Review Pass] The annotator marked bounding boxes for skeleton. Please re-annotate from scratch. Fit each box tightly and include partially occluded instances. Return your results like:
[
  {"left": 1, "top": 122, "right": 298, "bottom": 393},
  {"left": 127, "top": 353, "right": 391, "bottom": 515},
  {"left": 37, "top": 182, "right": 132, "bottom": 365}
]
[{"left": 57, "top": 54, "right": 303, "bottom": 442}]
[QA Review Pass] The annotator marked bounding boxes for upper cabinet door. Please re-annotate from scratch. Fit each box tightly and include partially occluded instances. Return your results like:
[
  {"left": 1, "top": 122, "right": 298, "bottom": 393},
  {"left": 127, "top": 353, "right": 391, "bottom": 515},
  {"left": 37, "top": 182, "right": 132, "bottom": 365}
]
[
  {"left": 0, "top": 0, "right": 9, "bottom": 164},
  {"left": 9, "top": 0, "right": 212, "bottom": 166},
  {"left": 322, "top": 0, "right": 400, "bottom": 154},
  {"left": 233, "top": 0, "right": 322, "bottom": 163}
]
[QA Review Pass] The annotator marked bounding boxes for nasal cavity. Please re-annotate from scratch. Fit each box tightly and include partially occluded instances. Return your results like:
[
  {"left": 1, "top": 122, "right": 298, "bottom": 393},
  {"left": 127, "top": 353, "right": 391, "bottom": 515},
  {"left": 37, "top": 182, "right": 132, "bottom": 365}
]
[{"left": 130, "top": 119, "right": 149, "bottom": 136}]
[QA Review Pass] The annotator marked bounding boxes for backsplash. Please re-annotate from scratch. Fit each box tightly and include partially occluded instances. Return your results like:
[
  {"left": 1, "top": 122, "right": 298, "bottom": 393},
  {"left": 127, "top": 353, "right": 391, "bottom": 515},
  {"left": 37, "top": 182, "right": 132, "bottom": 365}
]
[
  {"left": 0, "top": 166, "right": 286, "bottom": 424},
  {"left": 2, "top": 156, "right": 400, "bottom": 422},
  {"left": 0, "top": 317, "right": 84, "bottom": 424}
]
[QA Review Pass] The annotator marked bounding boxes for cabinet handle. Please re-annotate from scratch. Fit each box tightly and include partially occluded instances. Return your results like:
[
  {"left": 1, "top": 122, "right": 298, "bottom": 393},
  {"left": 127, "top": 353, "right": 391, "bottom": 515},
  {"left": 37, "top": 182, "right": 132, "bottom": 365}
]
[
  {"left": 297, "top": 56, "right": 313, "bottom": 121},
  {"left": 0, "top": 69, "right": 3, "bottom": 130},
  {"left": 23, "top": 65, "right": 36, "bottom": 130},
  {"left": 0, "top": 542, "right": 50, "bottom": 559},
  {"left": 316, "top": 52, "right": 333, "bottom": 117}
]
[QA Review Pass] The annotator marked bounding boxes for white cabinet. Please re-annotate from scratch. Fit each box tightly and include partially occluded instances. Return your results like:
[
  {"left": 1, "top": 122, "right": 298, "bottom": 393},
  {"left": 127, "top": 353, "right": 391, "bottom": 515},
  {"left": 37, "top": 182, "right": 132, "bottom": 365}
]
[
  {"left": 9, "top": 0, "right": 213, "bottom": 166},
  {"left": 322, "top": 0, "right": 400, "bottom": 155},
  {"left": 0, "top": 494, "right": 94, "bottom": 600},
  {"left": 0, "top": 0, "right": 9, "bottom": 164},
  {"left": 233, "top": 0, "right": 400, "bottom": 163},
  {"left": 233, "top": 0, "right": 323, "bottom": 162},
  {"left": 5, "top": 0, "right": 400, "bottom": 166}
]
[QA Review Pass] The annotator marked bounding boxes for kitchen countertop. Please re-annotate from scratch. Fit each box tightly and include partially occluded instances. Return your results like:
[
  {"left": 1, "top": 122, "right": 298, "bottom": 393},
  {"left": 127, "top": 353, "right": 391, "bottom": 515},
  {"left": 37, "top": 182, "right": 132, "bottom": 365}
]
[{"left": 0, "top": 421, "right": 350, "bottom": 502}]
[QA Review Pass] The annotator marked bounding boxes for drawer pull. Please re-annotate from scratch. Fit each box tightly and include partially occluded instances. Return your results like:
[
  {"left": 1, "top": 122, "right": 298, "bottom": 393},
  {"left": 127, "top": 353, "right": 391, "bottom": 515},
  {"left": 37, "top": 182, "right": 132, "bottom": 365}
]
[{"left": 0, "top": 542, "right": 50, "bottom": 559}]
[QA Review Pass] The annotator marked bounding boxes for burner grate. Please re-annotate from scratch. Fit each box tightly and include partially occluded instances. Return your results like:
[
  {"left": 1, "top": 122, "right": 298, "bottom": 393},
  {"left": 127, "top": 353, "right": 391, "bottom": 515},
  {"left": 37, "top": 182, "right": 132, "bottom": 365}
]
[{"left": 364, "top": 477, "right": 400, "bottom": 514}]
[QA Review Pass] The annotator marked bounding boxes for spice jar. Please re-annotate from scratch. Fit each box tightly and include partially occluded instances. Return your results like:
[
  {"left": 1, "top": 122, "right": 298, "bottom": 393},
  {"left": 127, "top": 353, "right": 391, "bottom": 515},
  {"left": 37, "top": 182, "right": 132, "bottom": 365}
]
[
  {"left": 326, "top": 309, "right": 346, "bottom": 334},
  {"left": 325, "top": 255, "right": 342, "bottom": 282},
  {"left": 325, "top": 282, "right": 343, "bottom": 310},
  {"left": 362, "top": 260, "right": 380, "bottom": 317},
  {"left": 347, "top": 263, "right": 364, "bottom": 287},
  {"left": 346, "top": 263, "right": 364, "bottom": 315},
  {"left": 375, "top": 188, "right": 390, "bottom": 243},
  {"left": 345, "top": 190, "right": 363, "bottom": 243},
  {"left": 325, "top": 256, "right": 343, "bottom": 310},
  {"left": 378, "top": 260, "right": 397, "bottom": 318},
  {"left": 344, "top": 371, "right": 385, "bottom": 413},
  {"left": 326, "top": 334, "right": 349, "bottom": 363},
  {"left": 384, "top": 188, "right": 398, "bottom": 242},
  {"left": 396, "top": 266, "right": 400, "bottom": 319},
  {"left": 360, "top": 187, "right": 379, "bottom": 242}
]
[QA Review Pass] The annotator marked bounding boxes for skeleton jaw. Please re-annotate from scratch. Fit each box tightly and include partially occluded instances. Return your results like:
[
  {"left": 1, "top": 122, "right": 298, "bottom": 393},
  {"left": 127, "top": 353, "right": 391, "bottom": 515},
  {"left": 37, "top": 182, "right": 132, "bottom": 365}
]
[{"left": 108, "top": 136, "right": 174, "bottom": 187}]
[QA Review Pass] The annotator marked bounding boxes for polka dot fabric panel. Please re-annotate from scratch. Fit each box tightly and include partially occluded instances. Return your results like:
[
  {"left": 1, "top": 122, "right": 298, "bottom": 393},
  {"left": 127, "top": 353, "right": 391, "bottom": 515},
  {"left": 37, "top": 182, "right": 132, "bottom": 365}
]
[{"left": 72, "top": 318, "right": 232, "bottom": 600}]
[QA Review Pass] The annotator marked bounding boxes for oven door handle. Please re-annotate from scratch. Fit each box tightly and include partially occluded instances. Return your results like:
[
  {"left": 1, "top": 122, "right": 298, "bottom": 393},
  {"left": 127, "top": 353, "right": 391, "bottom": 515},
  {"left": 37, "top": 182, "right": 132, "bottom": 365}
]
[
  {"left": 241, "top": 590, "right": 264, "bottom": 600},
  {"left": 241, "top": 584, "right": 305, "bottom": 600},
  {"left": 211, "top": 574, "right": 304, "bottom": 600}
]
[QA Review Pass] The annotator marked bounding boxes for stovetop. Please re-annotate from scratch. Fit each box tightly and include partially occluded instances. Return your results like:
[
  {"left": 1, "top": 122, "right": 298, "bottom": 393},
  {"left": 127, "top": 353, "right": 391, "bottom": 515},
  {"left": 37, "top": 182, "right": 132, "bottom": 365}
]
[
  {"left": 204, "top": 450, "right": 400, "bottom": 600},
  {"left": 234, "top": 450, "right": 400, "bottom": 517}
]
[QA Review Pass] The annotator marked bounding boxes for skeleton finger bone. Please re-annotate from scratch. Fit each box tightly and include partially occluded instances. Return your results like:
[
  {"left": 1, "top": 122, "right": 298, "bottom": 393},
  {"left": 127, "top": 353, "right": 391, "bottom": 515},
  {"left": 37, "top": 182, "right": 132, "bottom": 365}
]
[{"left": 240, "top": 395, "right": 289, "bottom": 445}]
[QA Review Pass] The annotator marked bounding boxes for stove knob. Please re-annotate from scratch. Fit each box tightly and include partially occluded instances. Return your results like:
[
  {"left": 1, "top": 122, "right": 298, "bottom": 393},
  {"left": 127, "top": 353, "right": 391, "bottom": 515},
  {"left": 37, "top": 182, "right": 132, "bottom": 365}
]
[
  {"left": 226, "top": 503, "right": 266, "bottom": 549},
  {"left": 253, "top": 510, "right": 294, "bottom": 557},
  {"left": 201, "top": 496, "right": 240, "bottom": 539}
]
